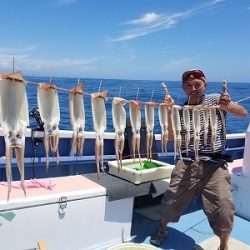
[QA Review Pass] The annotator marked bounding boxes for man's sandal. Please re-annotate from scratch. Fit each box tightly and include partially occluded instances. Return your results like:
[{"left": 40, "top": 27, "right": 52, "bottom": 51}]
[{"left": 149, "top": 228, "right": 168, "bottom": 246}]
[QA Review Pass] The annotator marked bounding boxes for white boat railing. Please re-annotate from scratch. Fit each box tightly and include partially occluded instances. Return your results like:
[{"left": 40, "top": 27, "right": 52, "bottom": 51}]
[
  {"left": 225, "top": 133, "right": 246, "bottom": 140},
  {"left": 0, "top": 128, "right": 246, "bottom": 141}
]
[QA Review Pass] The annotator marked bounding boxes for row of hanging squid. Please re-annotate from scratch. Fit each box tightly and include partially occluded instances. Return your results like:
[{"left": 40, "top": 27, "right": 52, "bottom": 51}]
[
  {"left": 0, "top": 71, "right": 226, "bottom": 199},
  {"left": 171, "top": 104, "right": 226, "bottom": 163}
]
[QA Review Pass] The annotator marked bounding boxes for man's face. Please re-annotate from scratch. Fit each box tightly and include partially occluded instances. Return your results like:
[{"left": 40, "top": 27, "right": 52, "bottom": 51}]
[{"left": 182, "top": 78, "right": 207, "bottom": 98}]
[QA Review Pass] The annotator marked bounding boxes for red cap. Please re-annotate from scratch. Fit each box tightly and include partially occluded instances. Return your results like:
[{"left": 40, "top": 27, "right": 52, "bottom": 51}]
[{"left": 182, "top": 69, "right": 206, "bottom": 83}]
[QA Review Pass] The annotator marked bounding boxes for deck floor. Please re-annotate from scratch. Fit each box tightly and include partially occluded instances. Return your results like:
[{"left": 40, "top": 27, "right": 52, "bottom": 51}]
[
  {"left": 131, "top": 202, "right": 250, "bottom": 250},
  {"left": 128, "top": 159, "right": 250, "bottom": 250}
]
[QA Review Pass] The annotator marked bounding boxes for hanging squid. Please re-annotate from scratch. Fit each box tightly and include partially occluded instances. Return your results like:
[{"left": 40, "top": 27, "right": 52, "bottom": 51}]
[
  {"left": 209, "top": 107, "right": 217, "bottom": 152},
  {"left": 91, "top": 91, "right": 108, "bottom": 178},
  {"left": 203, "top": 107, "right": 210, "bottom": 147},
  {"left": 37, "top": 83, "right": 60, "bottom": 170},
  {"left": 171, "top": 105, "right": 182, "bottom": 161},
  {"left": 129, "top": 100, "right": 141, "bottom": 163},
  {"left": 158, "top": 103, "right": 169, "bottom": 154},
  {"left": 192, "top": 107, "right": 201, "bottom": 161},
  {"left": 69, "top": 82, "right": 85, "bottom": 157},
  {"left": 0, "top": 72, "right": 29, "bottom": 200},
  {"left": 182, "top": 106, "right": 191, "bottom": 155},
  {"left": 112, "top": 97, "right": 127, "bottom": 171},
  {"left": 219, "top": 80, "right": 227, "bottom": 143},
  {"left": 159, "top": 82, "right": 172, "bottom": 154},
  {"left": 145, "top": 102, "right": 158, "bottom": 160}
]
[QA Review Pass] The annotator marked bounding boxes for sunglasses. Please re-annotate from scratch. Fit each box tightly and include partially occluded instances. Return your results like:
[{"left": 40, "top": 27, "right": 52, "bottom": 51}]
[{"left": 182, "top": 69, "right": 205, "bottom": 83}]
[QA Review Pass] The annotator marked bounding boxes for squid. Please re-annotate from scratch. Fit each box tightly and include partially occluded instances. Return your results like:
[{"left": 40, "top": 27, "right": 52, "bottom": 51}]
[
  {"left": 182, "top": 106, "right": 191, "bottom": 155},
  {"left": 193, "top": 107, "right": 201, "bottom": 161},
  {"left": 145, "top": 102, "right": 158, "bottom": 160},
  {"left": 69, "top": 82, "right": 85, "bottom": 157},
  {"left": 91, "top": 91, "right": 108, "bottom": 178},
  {"left": 218, "top": 109, "right": 226, "bottom": 143},
  {"left": 112, "top": 97, "right": 127, "bottom": 171},
  {"left": 129, "top": 100, "right": 141, "bottom": 163},
  {"left": 158, "top": 103, "right": 169, "bottom": 154},
  {"left": 203, "top": 107, "right": 210, "bottom": 146},
  {"left": 209, "top": 107, "right": 217, "bottom": 152},
  {"left": 219, "top": 80, "right": 227, "bottom": 143},
  {"left": 0, "top": 72, "right": 29, "bottom": 200},
  {"left": 37, "top": 83, "right": 60, "bottom": 170},
  {"left": 171, "top": 105, "right": 182, "bottom": 161}
]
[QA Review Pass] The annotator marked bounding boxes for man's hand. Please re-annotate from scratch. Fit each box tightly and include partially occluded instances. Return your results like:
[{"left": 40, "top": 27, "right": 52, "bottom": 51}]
[
  {"left": 219, "top": 92, "right": 248, "bottom": 117},
  {"left": 164, "top": 95, "right": 175, "bottom": 108},
  {"left": 219, "top": 92, "right": 231, "bottom": 106}
]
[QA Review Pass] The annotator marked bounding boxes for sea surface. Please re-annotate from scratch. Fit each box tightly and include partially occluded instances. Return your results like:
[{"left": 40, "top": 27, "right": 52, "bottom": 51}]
[{"left": 25, "top": 76, "right": 250, "bottom": 134}]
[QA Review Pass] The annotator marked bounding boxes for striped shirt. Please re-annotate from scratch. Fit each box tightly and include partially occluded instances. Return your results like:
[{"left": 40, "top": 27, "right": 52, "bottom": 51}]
[{"left": 180, "top": 94, "right": 226, "bottom": 154}]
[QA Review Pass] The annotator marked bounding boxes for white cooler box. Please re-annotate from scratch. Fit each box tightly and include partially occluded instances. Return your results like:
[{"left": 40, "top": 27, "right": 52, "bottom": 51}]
[{"left": 0, "top": 175, "right": 134, "bottom": 250}]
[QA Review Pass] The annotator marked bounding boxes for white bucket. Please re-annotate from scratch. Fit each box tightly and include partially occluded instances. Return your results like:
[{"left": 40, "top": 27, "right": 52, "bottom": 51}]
[{"left": 108, "top": 243, "right": 158, "bottom": 250}]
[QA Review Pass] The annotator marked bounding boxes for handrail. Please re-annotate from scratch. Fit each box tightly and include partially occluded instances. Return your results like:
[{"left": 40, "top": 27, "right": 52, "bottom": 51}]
[{"left": 0, "top": 127, "right": 246, "bottom": 141}]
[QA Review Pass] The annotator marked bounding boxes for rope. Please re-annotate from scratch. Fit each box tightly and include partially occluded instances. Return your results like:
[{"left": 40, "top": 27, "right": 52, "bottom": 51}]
[
  {"left": 25, "top": 80, "right": 224, "bottom": 109},
  {"left": 235, "top": 96, "right": 250, "bottom": 103},
  {"left": 26, "top": 80, "right": 92, "bottom": 96}
]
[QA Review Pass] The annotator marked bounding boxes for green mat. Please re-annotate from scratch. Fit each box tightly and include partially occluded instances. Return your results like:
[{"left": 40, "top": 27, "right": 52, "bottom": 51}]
[{"left": 133, "top": 160, "right": 160, "bottom": 171}]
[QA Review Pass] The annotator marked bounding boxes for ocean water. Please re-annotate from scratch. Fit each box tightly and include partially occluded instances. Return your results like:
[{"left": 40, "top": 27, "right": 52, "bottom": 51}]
[{"left": 25, "top": 76, "right": 250, "bottom": 134}]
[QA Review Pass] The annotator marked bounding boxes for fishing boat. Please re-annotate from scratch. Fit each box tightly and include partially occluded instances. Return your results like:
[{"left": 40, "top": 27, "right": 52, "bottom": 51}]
[
  {"left": 0, "top": 72, "right": 249, "bottom": 250},
  {"left": 0, "top": 123, "right": 249, "bottom": 250}
]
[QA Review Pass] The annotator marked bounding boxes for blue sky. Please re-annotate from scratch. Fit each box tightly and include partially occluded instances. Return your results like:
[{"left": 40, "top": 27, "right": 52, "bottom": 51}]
[{"left": 0, "top": 0, "right": 250, "bottom": 82}]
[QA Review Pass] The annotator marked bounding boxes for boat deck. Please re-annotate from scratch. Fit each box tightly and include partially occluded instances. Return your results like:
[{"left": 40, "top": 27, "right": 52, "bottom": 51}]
[
  {"left": 131, "top": 202, "right": 250, "bottom": 250},
  {"left": 0, "top": 159, "right": 249, "bottom": 249},
  {"left": 128, "top": 159, "right": 250, "bottom": 250},
  {"left": 0, "top": 129, "right": 249, "bottom": 250}
]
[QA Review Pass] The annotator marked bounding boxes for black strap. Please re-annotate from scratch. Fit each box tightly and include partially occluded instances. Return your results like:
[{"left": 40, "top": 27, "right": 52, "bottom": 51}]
[{"left": 181, "top": 152, "right": 233, "bottom": 162}]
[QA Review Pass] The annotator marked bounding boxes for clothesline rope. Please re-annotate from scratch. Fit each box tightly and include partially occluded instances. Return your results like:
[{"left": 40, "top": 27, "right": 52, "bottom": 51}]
[
  {"left": 25, "top": 80, "right": 249, "bottom": 108},
  {"left": 236, "top": 96, "right": 250, "bottom": 103},
  {"left": 25, "top": 80, "right": 165, "bottom": 103}
]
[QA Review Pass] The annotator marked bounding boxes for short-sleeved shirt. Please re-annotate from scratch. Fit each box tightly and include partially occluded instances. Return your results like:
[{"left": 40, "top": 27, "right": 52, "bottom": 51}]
[{"left": 180, "top": 94, "right": 226, "bottom": 154}]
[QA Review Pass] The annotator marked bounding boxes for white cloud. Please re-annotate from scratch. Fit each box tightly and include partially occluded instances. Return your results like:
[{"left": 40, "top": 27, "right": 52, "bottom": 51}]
[
  {"left": 126, "top": 12, "right": 160, "bottom": 25},
  {"left": 54, "top": 0, "right": 77, "bottom": 6},
  {"left": 109, "top": 13, "right": 181, "bottom": 42},
  {"left": 211, "top": 0, "right": 225, "bottom": 4},
  {"left": 109, "top": 0, "right": 225, "bottom": 42},
  {"left": 0, "top": 46, "right": 101, "bottom": 76},
  {"left": 0, "top": 45, "right": 40, "bottom": 54}
]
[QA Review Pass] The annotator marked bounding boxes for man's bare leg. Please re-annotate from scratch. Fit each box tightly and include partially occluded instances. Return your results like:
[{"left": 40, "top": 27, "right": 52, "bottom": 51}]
[
  {"left": 159, "top": 217, "right": 168, "bottom": 231},
  {"left": 150, "top": 217, "right": 169, "bottom": 246},
  {"left": 219, "top": 232, "right": 229, "bottom": 250}
]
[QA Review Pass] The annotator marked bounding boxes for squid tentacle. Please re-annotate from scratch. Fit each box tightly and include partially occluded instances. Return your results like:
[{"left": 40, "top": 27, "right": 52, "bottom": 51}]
[
  {"left": 112, "top": 97, "right": 127, "bottom": 171},
  {"left": 159, "top": 104, "right": 169, "bottom": 154},
  {"left": 193, "top": 107, "right": 201, "bottom": 162},
  {"left": 129, "top": 100, "right": 141, "bottom": 165},
  {"left": 171, "top": 105, "right": 183, "bottom": 163},
  {"left": 91, "top": 91, "right": 107, "bottom": 179},
  {"left": 6, "top": 146, "right": 12, "bottom": 201},
  {"left": 145, "top": 102, "right": 157, "bottom": 160},
  {"left": 37, "top": 83, "right": 60, "bottom": 170}
]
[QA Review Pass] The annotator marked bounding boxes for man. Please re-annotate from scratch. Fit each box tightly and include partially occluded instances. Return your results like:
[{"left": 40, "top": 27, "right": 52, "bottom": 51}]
[{"left": 150, "top": 69, "right": 248, "bottom": 250}]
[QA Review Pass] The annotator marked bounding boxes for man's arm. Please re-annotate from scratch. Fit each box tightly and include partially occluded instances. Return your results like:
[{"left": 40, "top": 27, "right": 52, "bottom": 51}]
[{"left": 219, "top": 93, "right": 248, "bottom": 117}]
